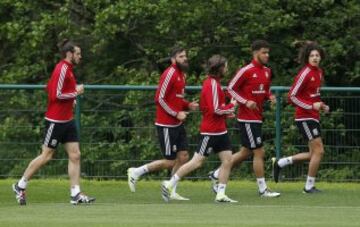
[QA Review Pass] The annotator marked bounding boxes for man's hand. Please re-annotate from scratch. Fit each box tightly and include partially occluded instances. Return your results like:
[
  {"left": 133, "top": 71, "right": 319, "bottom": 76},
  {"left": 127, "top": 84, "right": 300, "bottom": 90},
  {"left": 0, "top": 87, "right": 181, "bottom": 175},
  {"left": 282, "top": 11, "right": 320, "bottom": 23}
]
[
  {"left": 76, "top": 84, "right": 84, "bottom": 95},
  {"left": 313, "top": 102, "right": 330, "bottom": 113},
  {"left": 312, "top": 102, "right": 322, "bottom": 111},
  {"left": 245, "top": 100, "right": 257, "bottom": 110},
  {"left": 176, "top": 111, "right": 189, "bottom": 121},
  {"left": 188, "top": 101, "right": 199, "bottom": 111},
  {"left": 321, "top": 104, "right": 330, "bottom": 113},
  {"left": 230, "top": 98, "right": 238, "bottom": 108},
  {"left": 269, "top": 95, "right": 276, "bottom": 106}
]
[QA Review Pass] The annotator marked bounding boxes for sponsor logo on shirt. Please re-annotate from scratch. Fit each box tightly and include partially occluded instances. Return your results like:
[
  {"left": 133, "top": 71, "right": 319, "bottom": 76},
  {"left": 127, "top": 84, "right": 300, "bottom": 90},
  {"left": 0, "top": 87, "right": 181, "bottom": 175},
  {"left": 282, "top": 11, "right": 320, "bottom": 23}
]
[{"left": 252, "top": 84, "right": 266, "bottom": 94}]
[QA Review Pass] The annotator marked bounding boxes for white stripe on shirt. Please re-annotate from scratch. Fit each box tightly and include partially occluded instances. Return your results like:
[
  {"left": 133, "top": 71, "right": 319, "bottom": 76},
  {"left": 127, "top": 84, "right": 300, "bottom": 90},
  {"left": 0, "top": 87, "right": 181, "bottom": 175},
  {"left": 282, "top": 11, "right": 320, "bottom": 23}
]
[
  {"left": 228, "top": 64, "right": 254, "bottom": 104},
  {"left": 158, "top": 67, "right": 177, "bottom": 117},
  {"left": 290, "top": 67, "right": 312, "bottom": 109}
]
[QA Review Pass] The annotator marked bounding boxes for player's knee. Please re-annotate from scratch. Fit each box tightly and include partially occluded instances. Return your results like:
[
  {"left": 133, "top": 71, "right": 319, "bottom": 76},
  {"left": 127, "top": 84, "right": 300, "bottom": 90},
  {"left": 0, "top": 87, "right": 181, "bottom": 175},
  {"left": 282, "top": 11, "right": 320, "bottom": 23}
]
[
  {"left": 177, "top": 151, "right": 189, "bottom": 164},
  {"left": 253, "top": 149, "right": 265, "bottom": 159},
  {"left": 193, "top": 159, "right": 203, "bottom": 169},
  {"left": 40, "top": 147, "right": 54, "bottom": 163},
  {"left": 311, "top": 139, "right": 324, "bottom": 156},
  {"left": 222, "top": 157, "right": 232, "bottom": 167},
  {"left": 41, "top": 153, "right": 53, "bottom": 163},
  {"left": 69, "top": 150, "right": 81, "bottom": 162},
  {"left": 164, "top": 160, "right": 175, "bottom": 169}
]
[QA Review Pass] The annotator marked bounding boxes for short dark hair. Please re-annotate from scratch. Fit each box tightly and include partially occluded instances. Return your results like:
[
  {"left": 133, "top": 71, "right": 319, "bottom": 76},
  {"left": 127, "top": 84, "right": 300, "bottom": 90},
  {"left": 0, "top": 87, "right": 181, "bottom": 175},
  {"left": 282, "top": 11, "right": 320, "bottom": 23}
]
[
  {"left": 207, "top": 54, "right": 227, "bottom": 76},
  {"left": 169, "top": 46, "right": 185, "bottom": 58},
  {"left": 58, "top": 39, "right": 79, "bottom": 58},
  {"left": 251, "top": 40, "right": 270, "bottom": 52},
  {"left": 298, "top": 41, "right": 325, "bottom": 66}
]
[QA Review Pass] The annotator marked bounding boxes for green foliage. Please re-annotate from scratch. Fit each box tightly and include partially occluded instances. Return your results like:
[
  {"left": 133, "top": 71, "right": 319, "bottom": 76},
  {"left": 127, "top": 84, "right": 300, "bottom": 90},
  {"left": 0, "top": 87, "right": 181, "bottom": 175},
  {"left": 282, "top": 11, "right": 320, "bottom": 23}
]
[{"left": 0, "top": 1, "right": 359, "bottom": 179}]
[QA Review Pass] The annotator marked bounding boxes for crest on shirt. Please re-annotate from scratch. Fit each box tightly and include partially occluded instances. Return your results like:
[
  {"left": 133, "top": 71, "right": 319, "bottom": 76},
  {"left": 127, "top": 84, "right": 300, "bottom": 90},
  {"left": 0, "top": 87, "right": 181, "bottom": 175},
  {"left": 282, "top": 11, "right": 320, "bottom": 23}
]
[
  {"left": 252, "top": 73, "right": 258, "bottom": 78},
  {"left": 259, "top": 84, "right": 264, "bottom": 91},
  {"left": 311, "top": 77, "right": 315, "bottom": 81}
]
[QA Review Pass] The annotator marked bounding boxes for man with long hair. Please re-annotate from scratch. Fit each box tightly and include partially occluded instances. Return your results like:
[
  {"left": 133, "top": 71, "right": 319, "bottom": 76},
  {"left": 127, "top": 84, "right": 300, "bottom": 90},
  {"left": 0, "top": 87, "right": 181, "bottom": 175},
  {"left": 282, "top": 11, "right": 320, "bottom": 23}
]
[
  {"left": 273, "top": 42, "right": 329, "bottom": 193},
  {"left": 161, "top": 55, "right": 237, "bottom": 203}
]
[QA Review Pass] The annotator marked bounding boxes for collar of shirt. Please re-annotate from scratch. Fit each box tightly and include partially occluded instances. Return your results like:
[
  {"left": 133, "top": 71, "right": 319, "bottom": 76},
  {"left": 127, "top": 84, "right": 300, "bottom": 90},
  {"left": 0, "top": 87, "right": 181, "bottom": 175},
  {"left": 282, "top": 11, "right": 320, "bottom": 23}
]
[
  {"left": 62, "top": 59, "right": 73, "bottom": 69},
  {"left": 208, "top": 75, "right": 221, "bottom": 82},
  {"left": 306, "top": 63, "right": 320, "bottom": 71},
  {"left": 251, "top": 59, "right": 264, "bottom": 69}
]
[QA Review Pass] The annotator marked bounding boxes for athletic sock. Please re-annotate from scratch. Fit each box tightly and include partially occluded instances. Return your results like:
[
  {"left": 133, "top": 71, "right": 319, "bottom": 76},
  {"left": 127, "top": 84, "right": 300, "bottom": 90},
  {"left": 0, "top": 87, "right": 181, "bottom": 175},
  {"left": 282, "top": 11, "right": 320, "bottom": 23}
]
[
  {"left": 71, "top": 185, "right": 81, "bottom": 197},
  {"left": 168, "top": 174, "right": 180, "bottom": 188},
  {"left": 305, "top": 176, "right": 315, "bottom": 190},
  {"left": 171, "top": 183, "right": 178, "bottom": 195},
  {"left": 18, "top": 176, "right": 28, "bottom": 189},
  {"left": 213, "top": 168, "right": 220, "bottom": 179},
  {"left": 133, "top": 165, "right": 149, "bottom": 177},
  {"left": 256, "top": 178, "right": 267, "bottom": 193},
  {"left": 278, "top": 157, "right": 293, "bottom": 168},
  {"left": 217, "top": 183, "right": 226, "bottom": 195}
]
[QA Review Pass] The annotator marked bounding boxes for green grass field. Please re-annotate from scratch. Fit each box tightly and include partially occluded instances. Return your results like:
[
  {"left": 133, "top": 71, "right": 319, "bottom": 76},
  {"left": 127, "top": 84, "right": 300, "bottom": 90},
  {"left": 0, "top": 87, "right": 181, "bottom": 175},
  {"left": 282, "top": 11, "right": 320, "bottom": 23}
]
[{"left": 0, "top": 179, "right": 359, "bottom": 227}]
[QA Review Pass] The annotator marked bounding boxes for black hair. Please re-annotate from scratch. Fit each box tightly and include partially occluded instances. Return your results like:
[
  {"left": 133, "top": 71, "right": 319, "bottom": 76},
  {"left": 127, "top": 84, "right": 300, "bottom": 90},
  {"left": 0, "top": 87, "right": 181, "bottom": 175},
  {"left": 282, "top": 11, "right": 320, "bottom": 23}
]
[
  {"left": 169, "top": 46, "right": 185, "bottom": 58},
  {"left": 251, "top": 40, "right": 270, "bottom": 52},
  {"left": 298, "top": 41, "right": 325, "bottom": 66},
  {"left": 207, "top": 54, "right": 227, "bottom": 76},
  {"left": 57, "top": 39, "right": 79, "bottom": 58}
]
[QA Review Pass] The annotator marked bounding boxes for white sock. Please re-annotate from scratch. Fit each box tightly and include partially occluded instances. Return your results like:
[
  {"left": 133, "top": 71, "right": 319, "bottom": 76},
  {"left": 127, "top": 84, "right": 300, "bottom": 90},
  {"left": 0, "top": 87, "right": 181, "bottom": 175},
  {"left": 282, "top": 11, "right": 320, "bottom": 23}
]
[
  {"left": 257, "top": 178, "right": 267, "bottom": 193},
  {"left": 168, "top": 174, "right": 181, "bottom": 188},
  {"left": 18, "top": 176, "right": 28, "bottom": 189},
  {"left": 134, "top": 165, "right": 149, "bottom": 177},
  {"left": 171, "top": 183, "right": 178, "bottom": 195},
  {"left": 217, "top": 183, "right": 226, "bottom": 195},
  {"left": 278, "top": 157, "right": 293, "bottom": 168},
  {"left": 71, "top": 185, "right": 81, "bottom": 197},
  {"left": 305, "top": 176, "right": 315, "bottom": 190},
  {"left": 213, "top": 168, "right": 220, "bottom": 179}
]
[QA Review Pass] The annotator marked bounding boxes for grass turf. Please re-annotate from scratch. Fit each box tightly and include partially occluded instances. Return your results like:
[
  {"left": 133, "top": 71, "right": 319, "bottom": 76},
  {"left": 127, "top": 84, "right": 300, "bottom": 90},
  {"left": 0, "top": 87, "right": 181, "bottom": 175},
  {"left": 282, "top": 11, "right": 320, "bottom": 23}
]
[{"left": 0, "top": 179, "right": 359, "bottom": 227}]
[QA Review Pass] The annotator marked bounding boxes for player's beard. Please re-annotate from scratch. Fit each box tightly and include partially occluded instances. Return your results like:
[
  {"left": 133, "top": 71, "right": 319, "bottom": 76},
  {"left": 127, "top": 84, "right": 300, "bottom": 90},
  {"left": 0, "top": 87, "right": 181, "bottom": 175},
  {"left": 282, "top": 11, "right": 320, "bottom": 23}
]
[
  {"left": 176, "top": 61, "right": 189, "bottom": 72},
  {"left": 257, "top": 56, "right": 268, "bottom": 65},
  {"left": 71, "top": 56, "right": 80, "bottom": 65}
]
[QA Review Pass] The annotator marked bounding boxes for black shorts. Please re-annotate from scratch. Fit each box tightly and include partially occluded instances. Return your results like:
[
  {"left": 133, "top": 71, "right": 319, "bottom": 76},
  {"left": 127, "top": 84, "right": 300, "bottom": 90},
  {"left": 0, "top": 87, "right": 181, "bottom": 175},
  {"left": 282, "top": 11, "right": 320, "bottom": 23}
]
[
  {"left": 156, "top": 124, "right": 188, "bottom": 160},
  {"left": 196, "top": 133, "right": 232, "bottom": 157},
  {"left": 43, "top": 120, "right": 79, "bottom": 149},
  {"left": 238, "top": 122, "right": 263, "bottom": 149},
  {"left": 296, "top": 120, "right": 321, "bottom": 141}
]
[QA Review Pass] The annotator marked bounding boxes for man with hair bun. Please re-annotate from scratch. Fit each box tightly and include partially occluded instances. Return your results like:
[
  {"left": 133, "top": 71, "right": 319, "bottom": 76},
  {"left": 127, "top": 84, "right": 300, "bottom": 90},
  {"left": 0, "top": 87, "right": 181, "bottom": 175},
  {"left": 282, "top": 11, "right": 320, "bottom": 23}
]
[
  {"left": 127, "top": 46, "right": 198, "bottom": 201},
  {"left": 12, "top": 39, "right": 95, "bottom": 205},
  {"left": 161, "top": 54, "right": 237, "bottom": 203}
]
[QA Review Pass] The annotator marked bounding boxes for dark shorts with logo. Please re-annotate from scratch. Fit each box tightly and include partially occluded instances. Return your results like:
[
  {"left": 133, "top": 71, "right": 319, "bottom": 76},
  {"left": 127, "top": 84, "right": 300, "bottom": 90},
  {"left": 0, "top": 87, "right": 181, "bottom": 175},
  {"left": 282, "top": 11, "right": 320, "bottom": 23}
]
[
  {"left": 238, "top": 122, "right": 263, "bottom": 150},
  {"left": 296, "top": 120, "right": 321, "bottom": 142},
  {"left": 43, "top": 120, "right": 79, "bottom": 149},
  {"left": 195, "top": 133, "right": 232, "bottom": 157},
  {"left": 156, "top": 124, "right": 188, "bottom": 160}
]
